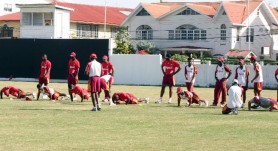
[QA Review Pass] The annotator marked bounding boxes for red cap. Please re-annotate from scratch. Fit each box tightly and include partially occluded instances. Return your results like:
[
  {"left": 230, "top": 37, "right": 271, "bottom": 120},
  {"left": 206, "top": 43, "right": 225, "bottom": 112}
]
[
  {"left": 254, "top": 96, "right": 259, "bottom": 101},
  {"left": 103, "top": 55, "right": 108, "bottom": 60},
  {"left": 70, "top": 52, "right": 76, "bottom": 57},
  {"left": 90, "top": 53, "right": 97, "bottom": 59},
  {"left": 239, "top": 59, "right": 244, "bottom": 64},
  {"left": 218, "top": 56, "right": 224, "bottom": 62},
  {"left": 177, "top": 87, "right": 183, "bottom": 94},
  {"left": 249, "top": 56, "right": 256, "bottom": 61}
]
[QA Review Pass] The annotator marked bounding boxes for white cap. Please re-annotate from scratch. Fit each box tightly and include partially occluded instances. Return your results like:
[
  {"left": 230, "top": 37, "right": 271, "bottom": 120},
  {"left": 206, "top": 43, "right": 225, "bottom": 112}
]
[{"left": 233, "top": 79, "right": 239, "bottom": 84}]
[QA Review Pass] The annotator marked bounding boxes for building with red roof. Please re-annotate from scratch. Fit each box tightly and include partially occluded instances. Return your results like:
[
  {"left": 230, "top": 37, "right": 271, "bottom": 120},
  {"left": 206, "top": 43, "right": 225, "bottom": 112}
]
[{"left": 122, "top": 0, "right": 278, "bottom": 60}]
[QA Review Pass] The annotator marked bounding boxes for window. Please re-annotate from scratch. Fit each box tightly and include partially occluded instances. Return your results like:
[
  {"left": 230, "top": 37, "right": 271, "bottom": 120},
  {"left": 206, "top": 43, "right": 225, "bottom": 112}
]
[
  {"left": 44, "top": 13, "right": 53, "bottom": 26},
  {"left": 0, "top": 24, "right": 13, "bottom": 37},
  {"left": 222, "top": 11, "right": 227, "bottom": 15},
  {"left": 33, "top": 13, "right": 43, "bottom": 26},
  {"left": 220, "top": 24, "right": 226, "bottom": 40},
  {"left": 77, "top": 24, "right": 98, "bottom": 38},
  {"left": 136, "top": 25, "right": 153, "bottom": 40},
  {"left": 111, "top": 27, "right": 119, "bottom": 38},
  {"left": 4, "top": 4, "right": 12, "bottom": 12},
  {"left": 136, "top": 9, "right": 150, "bottom": 16},
  {"left": 257, "top": 9, "right": 260, "bottom": 16},
  {"left": 22, "top": 13, "right": 32, "bottom": 26},
  {"left": 177, "top": 8, "right": 200, "bottom": 15},
  {"left": 236, "top": 27, "right": 241, "bottom": 41},
  {"left": 168, "top": 24, "right": 206, "bottom": 40},
  {"left": 246, "top": 28, "right": 254, "bottom": 42}
]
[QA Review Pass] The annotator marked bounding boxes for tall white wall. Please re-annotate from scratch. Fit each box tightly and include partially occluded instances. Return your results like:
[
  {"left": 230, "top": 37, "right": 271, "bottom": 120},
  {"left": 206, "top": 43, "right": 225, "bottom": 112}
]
[{"left": 110, "top": 54, "right": 277, "bottom": 88}]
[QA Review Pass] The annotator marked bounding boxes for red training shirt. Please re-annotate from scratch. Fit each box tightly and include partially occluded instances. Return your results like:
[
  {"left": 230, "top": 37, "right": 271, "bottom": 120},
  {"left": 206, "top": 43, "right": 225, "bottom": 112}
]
[
  {"left": 40, "top": 60, "right": 52, "bottom": 78},
  {"left": 101, "top": 62, "right": 114, "bottom": 75},
  {"left": 162, "top": 59, "right": 181, "bottom": 75},
  {"left": 68, "top": 59, "right": 80, "bottom": 75}
]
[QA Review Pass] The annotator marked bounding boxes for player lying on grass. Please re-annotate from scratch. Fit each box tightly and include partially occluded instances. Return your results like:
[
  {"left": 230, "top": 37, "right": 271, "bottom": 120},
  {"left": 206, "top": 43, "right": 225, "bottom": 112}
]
[
  {"left": 222, "top": 79, "right": 243, "bottom": 115},
  {"left": 176, "top": 87, "right": 208, "bottom": 107},
  {"left": 1, "top": 86, "right": 36, "bottom": 100},
  {"left": 69, "top": 85, "right": 90, "bottom": 102},
  {"left": 248, "top": 96, "right": 278, "bottom": 111},
  {"left": 112, "top": 92, "right": 149, "bottom": 105},
  {"left": 37, "top": 84, "right": 68, "bottom": 101}
]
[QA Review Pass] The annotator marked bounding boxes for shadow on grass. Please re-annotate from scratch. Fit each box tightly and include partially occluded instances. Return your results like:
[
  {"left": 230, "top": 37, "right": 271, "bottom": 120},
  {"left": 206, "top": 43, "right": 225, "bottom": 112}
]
[{"left": 19, "top": 108, "right": 89, "bottom": 111}]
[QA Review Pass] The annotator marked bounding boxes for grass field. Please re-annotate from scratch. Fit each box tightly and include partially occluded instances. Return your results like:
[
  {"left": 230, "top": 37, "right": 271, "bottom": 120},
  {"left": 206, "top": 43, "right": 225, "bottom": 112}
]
[{"left": 0, "top": 81, "right": 277, "bottom": 151}]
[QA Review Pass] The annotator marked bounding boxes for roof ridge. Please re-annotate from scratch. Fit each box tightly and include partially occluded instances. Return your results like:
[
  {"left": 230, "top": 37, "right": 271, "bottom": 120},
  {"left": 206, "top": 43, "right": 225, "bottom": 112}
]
[{"left": 55, "top": 1, "right": 133, "bottom": 10}]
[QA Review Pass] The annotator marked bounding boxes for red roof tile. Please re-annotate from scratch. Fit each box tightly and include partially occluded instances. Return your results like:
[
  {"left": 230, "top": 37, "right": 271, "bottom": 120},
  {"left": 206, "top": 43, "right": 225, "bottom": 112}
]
[
  {"left": 225, "top": 50, "right": 253, "bottom": 57},
  {"left": 0, "top": 12, "right": 20, "bottom": 21}
]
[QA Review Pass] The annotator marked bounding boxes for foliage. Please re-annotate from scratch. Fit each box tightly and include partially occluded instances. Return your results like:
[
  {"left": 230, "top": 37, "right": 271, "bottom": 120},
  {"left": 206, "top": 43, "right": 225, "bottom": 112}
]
[
  {"left": 275, "top": 7, "right": 278, "bottom": 12},
  {"left": 113, "top": 26, "right": 134, "bottom": 54},
  {"left": 171, "top": 54, "right": 188, "bottom": 62},
  {"left": 136, "top": 40, "right": 158, "bottom": 54}
]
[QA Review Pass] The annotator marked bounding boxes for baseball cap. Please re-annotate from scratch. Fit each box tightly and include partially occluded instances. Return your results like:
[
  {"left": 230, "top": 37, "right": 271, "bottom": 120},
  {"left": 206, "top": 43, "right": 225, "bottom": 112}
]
[
  {"left": 218, "top": 56, "right": 224, "bottom": 62},
  {"left": 239, "top": 59, "right": 244, "bottom": 64},
  {"left": 254, "top": 96, "right": 259, "bottom": 101},
  {"left": 233, "top": 79, "right": 239, "bottom": 84},
  {"left": 249, "top": 56, "right": 256, "bottom": 61},
  {"left": 165, "top": 54, "right": 172, "bottom": 59},
  {"left": 103, "top": 55, "right": 108, "bottom": 60},
  {"left": 177, "top": 87, "right": 183, "bottom": 94},
  {"left": 70, "top": 52, "right": 76, "bottom": 57},
  {"left": 90, "top": 53, "right": 97, "bottom": 59}
]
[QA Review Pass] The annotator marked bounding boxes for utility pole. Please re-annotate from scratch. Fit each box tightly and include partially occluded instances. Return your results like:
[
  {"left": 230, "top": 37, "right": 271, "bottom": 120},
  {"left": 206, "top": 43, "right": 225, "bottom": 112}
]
[
  {"left": 247, "top": 0, "right": 251, "bottom": 51},
  {"left": 104, "top": 1, "right": 107, "bottom": 38}
]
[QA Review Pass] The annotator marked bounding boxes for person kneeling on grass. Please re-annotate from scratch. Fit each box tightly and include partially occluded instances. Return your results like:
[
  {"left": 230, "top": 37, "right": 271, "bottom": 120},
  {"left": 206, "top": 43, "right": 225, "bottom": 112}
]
[
  {"left": 112, "top": 92, "right": 149, "bottom": 105},
  {"left": 176, "top": 87, "right": 208, "bottom": 107},
  {"left": 248, "top": 96, "right": 278, "bottom": 111},
  {"left": 222, "top": 79, "right": 243, "bottom": 115},
  {"left": 37, "top": 84, "right": 68, "bottom": 101},
  {"left": 1, "top": 86, "right": 36, "bottom": 101},
  {"left": 69, "top": 85, "right": 91, "bottom": 102}
]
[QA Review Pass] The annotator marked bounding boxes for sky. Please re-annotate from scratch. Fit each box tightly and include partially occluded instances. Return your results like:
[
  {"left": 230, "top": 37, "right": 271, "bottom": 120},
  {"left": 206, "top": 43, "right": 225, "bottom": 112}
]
[{"left": 66, "top": 0, "right": 278, "bottom": 8}]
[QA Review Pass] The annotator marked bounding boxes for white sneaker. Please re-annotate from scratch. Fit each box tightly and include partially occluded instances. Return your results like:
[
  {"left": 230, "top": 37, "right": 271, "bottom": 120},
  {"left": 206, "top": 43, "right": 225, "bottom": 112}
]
[
  {"left": 110, "top": 102, "right": 116, "bottom": 106},
  {"left": 103, "top": 99, "right": 108, "bottom": 102},
  {"left": 91, "top": 107, "right": 98, "bottom": 112},
  {"left": 73, "top": 97, "right": 77, "bottom": 101},
  {"left": 145, "top": 98, "right": 150, "bottom": 104},
  {"left": 97, "top": 104, "right": 102, "bottom": 111},
  {"left": 167, "top": 98, "right": 172, "bottom": 104},
  {"left": 205, "top": 100, "right": 209, "bottom": 107},
  {"left": 155, "top": 98, "right": 162, "bottom": 104},
  {"left": 42, "top": 94, "right": 49, "bottom": 99},
  {"left": 32, "top": 92, "right": 37, "bottom": 99}
]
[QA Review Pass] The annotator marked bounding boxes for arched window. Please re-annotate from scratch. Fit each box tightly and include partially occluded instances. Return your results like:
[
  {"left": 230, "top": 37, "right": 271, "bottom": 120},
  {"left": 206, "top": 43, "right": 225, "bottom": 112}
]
[
  {"left": 220, "top": 24, "right": 226, "bottom": 40},
  {"left": 136, "top": 25, "right": 153, "bottom": 40},
  {"left": 168, "top": 24, "right": 206, "bottom": 40}
]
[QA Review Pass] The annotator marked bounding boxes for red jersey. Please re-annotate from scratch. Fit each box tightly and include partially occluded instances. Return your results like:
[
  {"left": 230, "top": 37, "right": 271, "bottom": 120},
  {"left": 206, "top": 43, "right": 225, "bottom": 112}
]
[
  {"left": 68, "top": 59, "right": 80, "bottom": 75},
  {"left": 69, "top": 86, "right": 89, "bottom": 97},
  {"left": 101, "top": 62, "right": 113, "bottom": 75},
  {"left": 40, "top": 60, "right": 52, "bottom": 78},
  {"left": 112, "top": 92, "right": 138, "bottom": 104},
  {"left": 1, "top": 86, "right": 19, "bottom": 97},
  {"left": 275, "top": 68, "right": 278, "bottom": 75},
  {"left": 162, "top": 59, "right": 180, "bottom": 75}
]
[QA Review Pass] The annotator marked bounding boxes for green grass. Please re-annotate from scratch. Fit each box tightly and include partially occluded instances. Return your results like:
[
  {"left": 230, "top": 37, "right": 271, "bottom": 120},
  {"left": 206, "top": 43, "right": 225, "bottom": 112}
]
[{"left": 0, "top": 81, "right": 277, "bottom": 151}]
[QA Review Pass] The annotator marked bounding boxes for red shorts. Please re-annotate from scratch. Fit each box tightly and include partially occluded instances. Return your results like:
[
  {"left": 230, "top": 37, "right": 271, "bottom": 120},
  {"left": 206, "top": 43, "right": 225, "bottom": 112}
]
[
  {"left": 100, "top": 78, "right": 109, "bottom": 91},
  {"left": 191, "top": 92, "right": 200, "bottom": 104},
  {"left": 162, "top": 74, "right": 175, "bottom": 86},
  {"left": 90, "top": 76, "right": 101, "bottom": 93},
  {"left": 39, "top": 77, "right": 49, "bottom": 85},
  {"left": 51, "top": 91, "right": 60, "bottom": 100},
  {"left": 254, "top": 82, "right": 263, "bottom": 91},
  {"left": 186, "top": 82, "right": 194, "bottom": 91},
  {"left": 222, "top": 104, "right": 232, "bottom": 114},
  {"left": 19, "top": 91, "right": 26, "bottom": 98},
  {"left": 269, "top": 98, "right": 278, "bottom": 110},
  {"left": 68, "top": 74, "right": 78, "bottom": 85}
]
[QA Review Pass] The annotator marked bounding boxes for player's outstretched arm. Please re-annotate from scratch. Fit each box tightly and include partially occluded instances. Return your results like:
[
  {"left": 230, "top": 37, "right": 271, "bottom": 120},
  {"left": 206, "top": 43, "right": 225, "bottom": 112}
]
[
  {"left": 0, "top": 91, "right": 3, "bottom": 99},
  {"left": 37, "top": 91, "right": 41, "bottom": 100},
  {"left": 81, "top": 93, "right": 84, "bottom": 102}
]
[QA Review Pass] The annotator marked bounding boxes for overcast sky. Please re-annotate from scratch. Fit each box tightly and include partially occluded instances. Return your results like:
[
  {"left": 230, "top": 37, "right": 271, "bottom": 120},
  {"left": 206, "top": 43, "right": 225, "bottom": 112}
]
[{"left": 65, "top": 0, "right": 278, "bottom": 8}]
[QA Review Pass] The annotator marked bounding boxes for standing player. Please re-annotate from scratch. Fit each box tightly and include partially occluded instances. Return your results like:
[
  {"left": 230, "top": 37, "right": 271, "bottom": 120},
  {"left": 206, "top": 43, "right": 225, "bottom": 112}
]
[
  {"left": 184, "top": 58, "right": 197, "bottom": 91},
  {"left": 234, "top": 59, "right": 250, "bottom": 108},
  {"left": 212, "top": 56, "right": 232, "bottom": 107},
  {"left": 68, "top": 52, "right": 80, "bottom": 101},
  {"left": 1, "top": 86, "right": 36, "bottom": 100},
  {"left": 176, "top": 87, "right": 208, "bottom": 107},
  {"left": 39, "top": 54, "right": 52, "bottom": 86},
  {"left": 275, "top": 68, "right": 278, "bottom": 101},
  {"left": 156, "top": 54, "right": 181, "bottom": 104},
  {"left": 112, "top": 92, "right": 149, "bottom": 104},
  {"left": 69, "top": 85, "right": 90, "bottom": 102},
  {"left": 85, "top": 53, "right": 102, "bottom": 111},
  {"left": 101, "top": 55, "right": 115, "bottom": 90},
  {"left": 250, "top": 56, "right": 263, "bottom": 97},
  {"left": 248, "top": 96, "right": 278, "bottom": 111},
  {"left": 222, "top": 80, "right": 243, "bottom": 115}
]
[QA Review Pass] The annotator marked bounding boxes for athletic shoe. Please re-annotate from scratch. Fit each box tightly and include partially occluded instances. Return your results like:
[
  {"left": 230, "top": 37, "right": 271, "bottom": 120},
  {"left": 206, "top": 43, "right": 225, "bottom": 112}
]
[
  {"left": 145, "top": 98, "right": 150, "bottom": 104},
  {"left": 97, "top": 104, "right": 101, "bottom": 111},
  {"left": 232, "top": 108, "right": 238, "bottom": 115},
  {"left": 110, "top": 103, "right": 116, "bottom": 106},
  {"left": 167, "top": 98, "right": 172, "bottom": 104},
  {"left": 32, "top": 92, "right": 37, "bottom": 99},
  {"left": 241, "top": 104, "right": 245, "bottom": 108},
  {"left": 205, "top": 100, "right": 209, "bottom": 107},
  {"left": 73, "top": 97, "right": 77, "bottom": 101},
  {"left": 103, "top": 99, "right": 108, "bottom": 102},
  {"left": 91, "top": 107, "right": 98, "bottom": 112},
  {"left": 155, "top": 98, "right": 162, "bottom": 104}
]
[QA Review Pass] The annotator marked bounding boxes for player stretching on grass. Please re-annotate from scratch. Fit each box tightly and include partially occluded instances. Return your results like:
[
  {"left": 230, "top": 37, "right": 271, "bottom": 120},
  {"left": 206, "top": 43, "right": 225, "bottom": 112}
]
[
  {"left": 248, "top": 96, "right": 278, "bottom": 111},
  {"left": 156, "top": 54, "right": 181, "bottom": 104},
  {"left": 68, "top": 52, "right": 80, "bottom": 101},
  {"left": 176, "top": 87, "right": 208, "bottom": 107},
  {"left": 69, "top": 85, "right": 90, "bottom": 102},
  {"left": 112, "top": 92, "right": 149, "bottom": 104},
  {"left": 1, "top": 86, "right": 36, "bottom": 100},
  {"left": 37, "top": 84, "right": 68, "bottom": 101}
]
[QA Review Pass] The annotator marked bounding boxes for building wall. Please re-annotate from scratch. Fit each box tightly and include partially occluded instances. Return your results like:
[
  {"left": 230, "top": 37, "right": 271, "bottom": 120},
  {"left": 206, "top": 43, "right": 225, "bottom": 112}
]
[
  {"left": 0, "top": 21, "right": 20, "bottom": 38},
  {"left": 110, "top": 54, "right": 277, "bottom": 88}
]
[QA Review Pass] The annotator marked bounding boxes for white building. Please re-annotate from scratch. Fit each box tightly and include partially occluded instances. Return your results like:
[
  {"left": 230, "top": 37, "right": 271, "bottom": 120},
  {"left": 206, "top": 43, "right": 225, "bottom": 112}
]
[{"left": 122, "top": 0, "right": 278, "bottom": 60}]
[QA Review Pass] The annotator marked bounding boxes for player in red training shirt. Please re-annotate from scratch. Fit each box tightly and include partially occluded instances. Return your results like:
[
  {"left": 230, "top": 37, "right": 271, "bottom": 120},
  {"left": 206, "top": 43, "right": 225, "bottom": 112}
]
[
  {"left": 68, "top": 52, "right": 80, "bottom": 101},
  {"left": 1, "top": 86, "right": 36, "bottom": 100},
  {"left": 176, "top": 87, "right": 208, "bottom": 107},
  {"left": 156, "top": 54, "right": 181, "bottom": 104},
  {"left": 69, "top": 85, "right": 90, "bottom": 102},
  {"left": 37, "top": 84, "right": 67, "bottom": 101},
  {"left": 112, "top": 92, "right": 149, "bottom": 105},
  {"left": 39, "top": 54, "right": 52, "bottom": 86},
  {"left": 101, "top": 55, "right": 114, "bottom": 76}
]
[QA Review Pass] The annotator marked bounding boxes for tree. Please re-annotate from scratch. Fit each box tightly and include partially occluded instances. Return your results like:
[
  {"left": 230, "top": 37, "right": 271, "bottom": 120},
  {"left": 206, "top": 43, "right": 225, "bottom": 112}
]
[
  {"left": 113, "top": 26, "right": 134, "bottom": 54},
  {"left": 136, "top": 40, "right": 158, "bottom": 54},
  {"left": 275, "top": 7, "right": 278, "bottom": 12}
]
